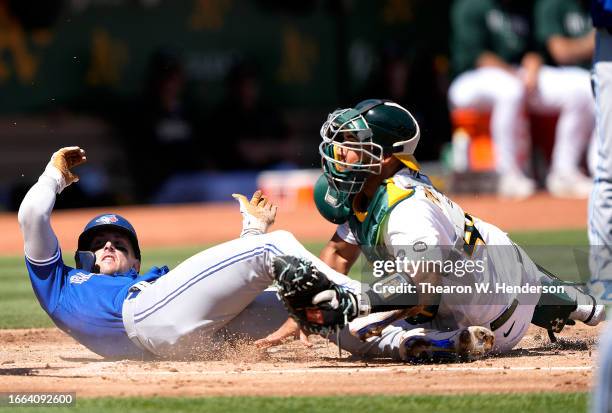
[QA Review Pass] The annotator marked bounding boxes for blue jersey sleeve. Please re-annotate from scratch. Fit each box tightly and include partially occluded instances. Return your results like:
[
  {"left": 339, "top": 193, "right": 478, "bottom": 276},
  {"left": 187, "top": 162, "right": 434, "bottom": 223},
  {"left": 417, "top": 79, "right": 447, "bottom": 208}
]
[{"left": 25, "top": 248, "right": 71, "bottom": 315}]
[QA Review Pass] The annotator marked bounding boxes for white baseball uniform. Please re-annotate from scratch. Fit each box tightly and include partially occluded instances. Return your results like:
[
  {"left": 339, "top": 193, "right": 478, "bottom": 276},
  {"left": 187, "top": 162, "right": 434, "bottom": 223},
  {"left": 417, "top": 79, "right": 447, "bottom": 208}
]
[{"left": 328, "top": 168, "right": 554, "bottom": 359}]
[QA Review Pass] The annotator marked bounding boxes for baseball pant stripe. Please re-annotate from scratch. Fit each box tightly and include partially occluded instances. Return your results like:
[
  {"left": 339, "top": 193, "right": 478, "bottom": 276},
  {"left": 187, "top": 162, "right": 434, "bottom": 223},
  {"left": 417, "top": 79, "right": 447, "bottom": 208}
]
[
  {"left": 134, "top": 244, "right": 284, "bottom": 323},
  {"left": 133, "top": 242, "right": 282, "bottom": 318}
]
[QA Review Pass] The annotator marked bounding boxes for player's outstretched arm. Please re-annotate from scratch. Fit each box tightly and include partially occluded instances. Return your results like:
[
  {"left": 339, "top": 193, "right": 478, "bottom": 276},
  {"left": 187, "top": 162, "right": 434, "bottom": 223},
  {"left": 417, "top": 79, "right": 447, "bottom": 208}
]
[
  {"left": 18, "top": 147, "right": 87, "bottom": 262},
  {"left": 254, "top": 317, "right": 312, "bottom": 349},
  {"left": 232, "top": 189, "right": 278, "bottom": 237}
]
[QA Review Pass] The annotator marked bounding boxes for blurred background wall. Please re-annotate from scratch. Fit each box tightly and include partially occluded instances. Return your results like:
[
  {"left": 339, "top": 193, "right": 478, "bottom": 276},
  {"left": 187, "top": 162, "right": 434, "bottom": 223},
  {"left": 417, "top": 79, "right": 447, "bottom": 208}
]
[{"left": 0, "top": 0, "right": 452, "bottom": 209}]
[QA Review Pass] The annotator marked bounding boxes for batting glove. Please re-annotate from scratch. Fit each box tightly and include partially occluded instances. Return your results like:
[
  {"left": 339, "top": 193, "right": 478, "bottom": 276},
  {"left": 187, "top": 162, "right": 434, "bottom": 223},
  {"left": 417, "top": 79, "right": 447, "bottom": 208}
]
[
  {"left": 42, "top": 146, "right": 87, "bottom": 193},
  {"left": 232, "top": 190, "right": 278, "bottom": 237}
]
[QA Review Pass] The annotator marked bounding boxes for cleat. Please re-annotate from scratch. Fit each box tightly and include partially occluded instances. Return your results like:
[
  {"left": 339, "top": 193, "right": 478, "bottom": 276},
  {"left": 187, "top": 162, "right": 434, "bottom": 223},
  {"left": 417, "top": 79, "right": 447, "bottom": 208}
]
[
  {"left": 458, "top": 326, "right": 495, "bottom": 358},
  {"left": 399, "top": 326, "right": 495, "bottom": 363},
  {"left": 498, "top": 172, "right": 536, "bottom": 199},
  {"left": 546, "top": 170, "right": 593, "bottom": 199}
]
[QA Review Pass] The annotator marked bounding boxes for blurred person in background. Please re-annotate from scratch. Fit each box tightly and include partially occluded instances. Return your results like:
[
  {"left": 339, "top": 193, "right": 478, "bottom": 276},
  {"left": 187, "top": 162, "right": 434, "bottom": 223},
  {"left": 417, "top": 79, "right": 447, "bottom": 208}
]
[
  {"left": 534, "top": 0, "right": 595, "bottom": 197},
  {"left": 127, "top": 49, "right": 207, "bottom": 202},
  {"left": 588, "top": 0, "right": 612, "bottom": 305},
  {"left": 589, "top": 1, "right": 612, "bottom": 409},
  {"left": 449, "top": 0, "right": 595, "bottom": 198},
  {"left": 211, "top": 59, "right": 295, "bottom": 171}
]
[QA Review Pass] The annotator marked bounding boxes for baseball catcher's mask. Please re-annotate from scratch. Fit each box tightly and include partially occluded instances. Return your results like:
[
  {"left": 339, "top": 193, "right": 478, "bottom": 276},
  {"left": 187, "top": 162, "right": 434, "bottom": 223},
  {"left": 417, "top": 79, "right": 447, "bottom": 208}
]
[
  {"left": 76, "top": 213, "right": 141, "bottom": 264},
  {"left": 319, "top": 108, "right": 380, "bottom": 201},
  {"left": 319, "top": 100, "right": 421, "bottom": 202}
]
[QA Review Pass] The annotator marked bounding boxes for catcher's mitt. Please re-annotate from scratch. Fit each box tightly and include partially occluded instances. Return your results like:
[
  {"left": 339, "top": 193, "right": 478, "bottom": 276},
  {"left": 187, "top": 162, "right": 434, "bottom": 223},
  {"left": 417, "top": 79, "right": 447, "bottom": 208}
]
[{"left": 272, "top": 255, "right": 359, "bottom": 335}]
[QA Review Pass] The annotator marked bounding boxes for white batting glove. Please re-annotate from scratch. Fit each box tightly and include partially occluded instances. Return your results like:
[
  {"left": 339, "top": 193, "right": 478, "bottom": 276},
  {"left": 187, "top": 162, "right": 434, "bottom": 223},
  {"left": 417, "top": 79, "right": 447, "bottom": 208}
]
[
  {"left": 41, "top": 146, "right": 87, "bottom": 193},
  {"left": 232, "top": 190, "right": 278, "bottom": 237}
]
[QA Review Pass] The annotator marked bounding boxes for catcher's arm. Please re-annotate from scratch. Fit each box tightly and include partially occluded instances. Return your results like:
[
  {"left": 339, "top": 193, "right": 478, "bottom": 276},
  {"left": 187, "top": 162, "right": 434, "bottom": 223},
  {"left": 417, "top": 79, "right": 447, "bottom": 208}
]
[
  {"left": 232, "top": 190, "right": 277, "bottom": 237},
  {"left": 319, "top": 233, "right": 361, "bottom": 275},
  {"left": 254, "top": 317, "right": 312, "bottom": 349},
  {"left": 18, "top": 147, "right": 87, "bottom": 262}
]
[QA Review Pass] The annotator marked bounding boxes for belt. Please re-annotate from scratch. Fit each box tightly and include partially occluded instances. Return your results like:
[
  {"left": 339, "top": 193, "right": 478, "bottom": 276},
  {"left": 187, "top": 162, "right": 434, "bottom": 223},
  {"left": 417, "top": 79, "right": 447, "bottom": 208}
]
[
  {"left": 125, "top": 280, "right": 151, "bottom": 301},
  {"left": 489, "top": 299, "right": 519, "bottom": 331},
  {"left": 122, "top": 280, "right": 155, "bottom": 355}
]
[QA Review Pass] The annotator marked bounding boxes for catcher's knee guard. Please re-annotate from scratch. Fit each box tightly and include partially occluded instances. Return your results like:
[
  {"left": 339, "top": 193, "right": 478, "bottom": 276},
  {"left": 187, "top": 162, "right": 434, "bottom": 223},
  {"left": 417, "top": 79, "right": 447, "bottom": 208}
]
[{"left": 531, "top": 264, "right": 598, "bottom": 341}]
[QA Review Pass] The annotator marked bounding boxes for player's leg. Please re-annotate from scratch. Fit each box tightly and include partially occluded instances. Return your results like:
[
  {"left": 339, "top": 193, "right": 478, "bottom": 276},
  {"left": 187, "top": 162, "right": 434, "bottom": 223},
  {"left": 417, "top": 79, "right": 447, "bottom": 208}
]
[
  {"left": 123, "top": 230, "right": 360, "bottom": 357},
  {"left": 593, "top": 322, "right": 612, "bottom": 413},
  {"left": 448, "top": 67, "right": 533, "bottom": 197},
  {"left": 591, "top": 28, "right": 612, "bottom": 412},
  {"left": 217, "top": 288, "right": 289, "bottom": 340},
  {"left": 530, "top": 66, "right": 594, "bottom": 198},
  {"left": 123, "top": 232, "right": 289, "bottom": 357},
  {"left": 329, "top": 317, "right": 494, "bottom": 362},
  {"left": 478, "top": 219, "right": 604, "bottom": 341},
  {"left": 589, "top": 52, "right": 612, "bottom": 302}
]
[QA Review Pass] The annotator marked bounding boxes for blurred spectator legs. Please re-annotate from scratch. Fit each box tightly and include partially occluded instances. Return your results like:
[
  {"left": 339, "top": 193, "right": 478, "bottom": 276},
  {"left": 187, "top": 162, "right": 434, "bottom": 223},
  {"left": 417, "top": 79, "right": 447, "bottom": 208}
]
[
  {"left": 449, "top": 66, "right": 595, "bottom": 199},
  {"left": 448, "top": 67, "right": 534, "bottom": 199},
  {"left": 529, "top": 66, "right": 594, "bottom": 199}
]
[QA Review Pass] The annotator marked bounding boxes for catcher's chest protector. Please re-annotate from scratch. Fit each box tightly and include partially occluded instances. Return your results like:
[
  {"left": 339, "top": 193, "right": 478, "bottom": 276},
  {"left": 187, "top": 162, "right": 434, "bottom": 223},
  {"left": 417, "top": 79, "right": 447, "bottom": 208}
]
[
  {"left": 348, "top": 170, "right": 467, "bottom": 263},
  {"left": 348, "top": 179, "right": 410, "bottom": 263}
]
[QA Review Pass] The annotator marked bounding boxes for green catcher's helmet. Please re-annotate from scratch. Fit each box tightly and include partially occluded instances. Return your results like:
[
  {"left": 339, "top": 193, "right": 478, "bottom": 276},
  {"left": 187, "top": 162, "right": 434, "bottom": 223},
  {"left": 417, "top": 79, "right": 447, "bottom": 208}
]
[
  {"left": 313, "top": 174, "right": 351, "bottom": 224},
  {"left": 319, "top": 99, "right": 420, "bottom": 201},
  {"left": 355, "top": 99, "right": 420, "bottom": 156}
]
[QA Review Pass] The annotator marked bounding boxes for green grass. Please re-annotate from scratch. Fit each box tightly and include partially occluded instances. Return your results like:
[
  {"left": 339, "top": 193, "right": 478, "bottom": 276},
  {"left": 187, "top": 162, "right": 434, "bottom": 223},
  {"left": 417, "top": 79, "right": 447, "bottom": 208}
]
[
  {"left": 0, "top": 393, "right": 589, "bottom": 413},
  {"left": 0, "top": 229, "right": 590, "bottom": 329},
  {"left": 509, "top": 229, "right": 588, "bottom": 245}
]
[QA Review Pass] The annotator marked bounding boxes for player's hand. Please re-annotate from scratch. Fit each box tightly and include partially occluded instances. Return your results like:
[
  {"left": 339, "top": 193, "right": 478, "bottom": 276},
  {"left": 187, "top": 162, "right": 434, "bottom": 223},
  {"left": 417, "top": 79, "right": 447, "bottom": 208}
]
[
  {"left": 49, "top": 146, "right": 87, "bottom": 186},
  {"left": 254, "top": 317, "right": 313, "bottom": 349},
  {"left": 232, "top": 189, "right": 278, "bottom": 237}
]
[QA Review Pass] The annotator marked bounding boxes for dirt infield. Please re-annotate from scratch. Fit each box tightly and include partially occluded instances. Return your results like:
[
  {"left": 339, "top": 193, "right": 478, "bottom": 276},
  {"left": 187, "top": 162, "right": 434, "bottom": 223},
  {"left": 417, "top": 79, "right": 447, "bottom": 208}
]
[
  {"left": 0, "top": 193, "right": 589, "bottom": 256},
  {"left": 0, "top": 324, "right": 600, "bottom": 397},
  {"left": 0, "top": 193, "right": 599, "bottom": 397}
]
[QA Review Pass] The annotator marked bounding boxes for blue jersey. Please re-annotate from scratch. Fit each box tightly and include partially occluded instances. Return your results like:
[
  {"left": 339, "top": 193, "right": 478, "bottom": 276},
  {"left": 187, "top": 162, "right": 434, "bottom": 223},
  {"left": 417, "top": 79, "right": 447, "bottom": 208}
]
[
  {"left": 25, "top": 248, "right": 168, "bottom": 358},
  {"left": 592, "top": 0, "right": 612, "bottom": 28}
]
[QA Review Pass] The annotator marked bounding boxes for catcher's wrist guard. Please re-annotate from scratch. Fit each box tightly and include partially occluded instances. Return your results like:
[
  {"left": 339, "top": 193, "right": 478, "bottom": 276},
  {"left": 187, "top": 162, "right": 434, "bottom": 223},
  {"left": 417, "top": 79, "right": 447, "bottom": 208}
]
[{"left": 272, "top": 255, "right": 361, "bottom": 335}]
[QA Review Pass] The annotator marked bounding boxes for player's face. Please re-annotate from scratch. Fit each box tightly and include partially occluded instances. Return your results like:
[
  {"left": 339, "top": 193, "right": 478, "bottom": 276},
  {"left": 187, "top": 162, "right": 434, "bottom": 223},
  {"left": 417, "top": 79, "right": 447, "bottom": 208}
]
[
  {"left": 332, "top": 134, "right": 373, "bottom": 172},
  {"left": 90, "top": 230, "right": 140, "bottom": 275}
]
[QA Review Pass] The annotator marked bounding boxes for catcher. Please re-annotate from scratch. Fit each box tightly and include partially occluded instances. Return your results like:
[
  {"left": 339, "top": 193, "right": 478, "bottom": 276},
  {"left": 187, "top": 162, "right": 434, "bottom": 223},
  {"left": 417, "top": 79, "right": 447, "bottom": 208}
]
[
  {"left": 17, "top": 146, "right": 363, "bottom": 358},
  {"left": 265, "top": 99, "right": 605, "bottom": 362}
]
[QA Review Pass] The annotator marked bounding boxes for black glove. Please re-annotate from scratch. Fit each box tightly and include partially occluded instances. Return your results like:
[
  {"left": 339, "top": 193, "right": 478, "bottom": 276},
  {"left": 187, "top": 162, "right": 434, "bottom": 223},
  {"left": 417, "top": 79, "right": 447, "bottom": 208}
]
[{"left": 272, "top": 255, "right": 359, "bottom": 335}]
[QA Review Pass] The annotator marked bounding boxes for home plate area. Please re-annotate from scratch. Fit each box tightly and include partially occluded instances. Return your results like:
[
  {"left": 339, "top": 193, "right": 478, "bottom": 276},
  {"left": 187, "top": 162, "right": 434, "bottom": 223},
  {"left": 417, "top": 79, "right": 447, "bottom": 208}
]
[{"left": 0, "top": 323, "right": 600, "bottom": 398}]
